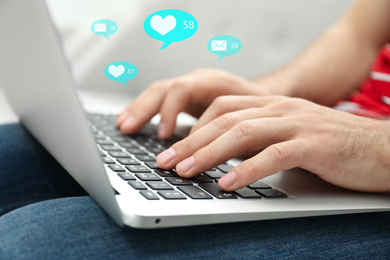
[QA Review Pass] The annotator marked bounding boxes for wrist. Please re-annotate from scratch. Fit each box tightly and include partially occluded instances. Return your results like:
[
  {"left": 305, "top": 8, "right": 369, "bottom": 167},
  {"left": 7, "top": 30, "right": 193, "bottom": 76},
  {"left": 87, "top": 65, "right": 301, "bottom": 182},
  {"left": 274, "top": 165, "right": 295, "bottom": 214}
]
[{"left": 251, "top": 66, "right": 300, "bottom": 97}]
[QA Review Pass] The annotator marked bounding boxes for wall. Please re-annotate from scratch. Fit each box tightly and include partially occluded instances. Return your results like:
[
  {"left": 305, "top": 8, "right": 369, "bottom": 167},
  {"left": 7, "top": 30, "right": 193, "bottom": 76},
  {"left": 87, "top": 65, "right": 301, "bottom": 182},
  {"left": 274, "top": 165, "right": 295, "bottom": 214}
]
[{"left": 48, "top": 0, "right": 354, "bottom": 95}]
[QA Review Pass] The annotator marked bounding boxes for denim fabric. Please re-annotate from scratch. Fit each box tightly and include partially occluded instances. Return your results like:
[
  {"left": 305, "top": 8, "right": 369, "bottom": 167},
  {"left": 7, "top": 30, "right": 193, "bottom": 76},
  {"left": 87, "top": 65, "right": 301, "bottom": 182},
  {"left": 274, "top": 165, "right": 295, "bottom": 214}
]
[
  {"left": 0, "top": 123, "right": 390, "bottom": 259},
  {"left": 0, "top": 124, "right": 87, "bottom": 215},
  {"left": 1, "top": 197, "right": 390, "bottom": 260}
]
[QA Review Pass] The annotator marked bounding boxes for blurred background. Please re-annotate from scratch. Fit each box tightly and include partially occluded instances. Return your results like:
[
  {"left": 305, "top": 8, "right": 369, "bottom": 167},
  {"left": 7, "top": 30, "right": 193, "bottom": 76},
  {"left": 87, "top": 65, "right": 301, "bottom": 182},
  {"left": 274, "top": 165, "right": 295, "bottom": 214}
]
[{"left": 0, "top": 0, "right": 354, "bottom": 123}]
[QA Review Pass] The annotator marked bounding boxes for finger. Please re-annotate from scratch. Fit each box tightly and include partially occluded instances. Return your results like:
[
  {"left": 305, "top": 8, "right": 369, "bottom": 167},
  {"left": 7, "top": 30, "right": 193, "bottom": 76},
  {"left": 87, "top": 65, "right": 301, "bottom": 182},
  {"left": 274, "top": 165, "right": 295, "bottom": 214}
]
[
  {"left": 157, "top": 108, "right": 286, "bottom": 169},
  {"left": 190, "top": 95, "right": 285, "bottom": 134},
  {"left": 118, "top": 81, "right": 169, "bottom": 134},
  {"left": 158, "top": 80, "right": 192, "bottom": 139},
  {"left": 218, "top": 139, "right": 308, "bottom": 191},
  {"left": 116, "top": 110, "right": 130, "bottom": 127},
  {"left": 174, "top": 118, "right": 296, "bottom": 178}
]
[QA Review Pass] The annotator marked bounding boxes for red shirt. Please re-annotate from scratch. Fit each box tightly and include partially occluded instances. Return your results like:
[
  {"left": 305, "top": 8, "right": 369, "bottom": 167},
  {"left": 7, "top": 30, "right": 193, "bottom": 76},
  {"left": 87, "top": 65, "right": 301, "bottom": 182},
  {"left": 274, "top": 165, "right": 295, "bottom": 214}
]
[{"left": 344, "top": 44, "right": 390, "bottom": 119}]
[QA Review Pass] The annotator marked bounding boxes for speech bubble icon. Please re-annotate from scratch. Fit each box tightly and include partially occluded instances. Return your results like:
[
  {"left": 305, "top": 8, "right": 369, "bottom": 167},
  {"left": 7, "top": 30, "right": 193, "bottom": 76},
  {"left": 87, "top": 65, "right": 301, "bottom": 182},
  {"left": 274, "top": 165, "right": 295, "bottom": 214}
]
[
  {"left": 144, "top": 9, "right": 198, "bottom": 50},
  {"left": 91, "top": 19, "right": 118, "bottom": 39},
  {"left": 104, "top": 61, "right": 138, "bottom": 86},
  {"left": 207, "top": 35, "right": 242, "bottom": 61}
]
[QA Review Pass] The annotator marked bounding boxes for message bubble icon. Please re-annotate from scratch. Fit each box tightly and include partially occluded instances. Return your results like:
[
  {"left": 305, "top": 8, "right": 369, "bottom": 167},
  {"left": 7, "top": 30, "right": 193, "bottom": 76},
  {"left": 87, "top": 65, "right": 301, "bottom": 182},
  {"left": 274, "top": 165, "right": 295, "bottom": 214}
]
[
  {"left": 144, "top": 9, "right": 198, "bottom": 49},
  {"left": 207, "top": 35, "right": 242, "bottom": 61},
  {"left": 91, "top": 19, "right": 118, "bottom": 39},
  {"left": 104, "top": 61, "right": 138, "bottom": 86}
]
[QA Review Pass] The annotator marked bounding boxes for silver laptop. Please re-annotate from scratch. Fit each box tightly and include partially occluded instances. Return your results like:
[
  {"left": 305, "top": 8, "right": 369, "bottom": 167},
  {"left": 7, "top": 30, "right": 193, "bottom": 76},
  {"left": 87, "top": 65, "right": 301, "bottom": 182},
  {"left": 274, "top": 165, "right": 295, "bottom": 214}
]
[{"left": 1, "top": 0, "right": 390, "bottom": 229}]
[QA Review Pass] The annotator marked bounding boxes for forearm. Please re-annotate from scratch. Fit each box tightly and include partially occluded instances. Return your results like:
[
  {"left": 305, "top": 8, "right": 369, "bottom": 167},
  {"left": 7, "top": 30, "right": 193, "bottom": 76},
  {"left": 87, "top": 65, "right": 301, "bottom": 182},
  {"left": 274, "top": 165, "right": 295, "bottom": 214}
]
[{"left": 253, "top": 0, "right": 390, "bottom": 106}]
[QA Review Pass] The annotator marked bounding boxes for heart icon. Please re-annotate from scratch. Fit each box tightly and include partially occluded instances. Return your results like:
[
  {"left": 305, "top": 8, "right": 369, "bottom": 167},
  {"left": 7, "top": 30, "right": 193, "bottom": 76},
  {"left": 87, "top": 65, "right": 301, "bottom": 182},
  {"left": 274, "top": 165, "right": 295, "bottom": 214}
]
[
  {"left": 150, "top": 15, "right": 176, "bottom": 36},
  {"left": 108, "top": 65, "right": 125, "bottom": 78}
]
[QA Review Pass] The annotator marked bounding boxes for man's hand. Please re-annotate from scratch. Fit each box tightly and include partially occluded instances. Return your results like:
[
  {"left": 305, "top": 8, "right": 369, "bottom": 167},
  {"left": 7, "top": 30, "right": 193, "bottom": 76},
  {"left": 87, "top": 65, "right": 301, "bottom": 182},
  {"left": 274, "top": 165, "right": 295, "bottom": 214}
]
[
  {"left": 156, "top": 95, "right": 390, "bottom": 192},
  {"left": 116, "top": 69, "right": 267, "bottom": 139}
]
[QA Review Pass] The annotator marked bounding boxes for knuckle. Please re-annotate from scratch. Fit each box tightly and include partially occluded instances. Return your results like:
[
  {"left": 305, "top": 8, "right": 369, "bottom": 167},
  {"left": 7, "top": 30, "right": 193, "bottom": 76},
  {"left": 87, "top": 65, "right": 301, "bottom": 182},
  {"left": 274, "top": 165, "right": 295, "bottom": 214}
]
[
  {"left": 169, "top": 78, "right": 188, "bottom": 90},
  {"left": 210, "top": 96, "right": 234, "bottom": 117},
  {"left": 277, "top": 97, "right": 307, "bottom": 110},
  {"left": 232, "top": 120, "right": 256, "bottom": 138},
  {"left": 175, "top": 137, "right": 193, "bottom": 152},
  {"left": 198, "top": 145, "right": 216, "bottom": 162},
  {"left": 233, "top": 160, "right": 259, "bottom": 186},
  {"left": 266, "top": 143, "right": 292, "bottom": 165},
  {"left": 213, "top": 113, "right": 234, "bottom": 132},
  {"left": 148, "top": 81, "right": 164, "bottom": 91},
  {"left": 241, "top": 160, "right": 258, "bottom": 177},
  {"left": 213, "top": 95, "right": 231, "bottom": 107}
]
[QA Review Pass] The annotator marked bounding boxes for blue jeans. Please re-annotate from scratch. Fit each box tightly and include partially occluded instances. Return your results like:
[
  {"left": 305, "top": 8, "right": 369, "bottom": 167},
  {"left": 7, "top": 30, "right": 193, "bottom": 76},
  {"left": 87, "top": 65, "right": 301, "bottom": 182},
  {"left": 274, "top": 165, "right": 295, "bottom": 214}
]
[{"left": 0, "top": 124, "right": 390, "bottom": 259}]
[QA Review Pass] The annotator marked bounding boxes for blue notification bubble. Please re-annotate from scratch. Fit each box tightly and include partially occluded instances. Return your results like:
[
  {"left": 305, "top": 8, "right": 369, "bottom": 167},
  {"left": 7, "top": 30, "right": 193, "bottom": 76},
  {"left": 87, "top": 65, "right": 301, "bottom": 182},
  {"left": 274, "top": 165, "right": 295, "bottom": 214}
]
[
  {"left": 91, "top": 19, "right": 118, "bottom": 39},
  {"left": 144, "top": 9, "right": 198, "bottom": 50},
  {"left": 207, "top": 35, "right": 242, "bottom": 61},
  {"left": 104, "top": 61, "right": 138, "bottom": 86}
]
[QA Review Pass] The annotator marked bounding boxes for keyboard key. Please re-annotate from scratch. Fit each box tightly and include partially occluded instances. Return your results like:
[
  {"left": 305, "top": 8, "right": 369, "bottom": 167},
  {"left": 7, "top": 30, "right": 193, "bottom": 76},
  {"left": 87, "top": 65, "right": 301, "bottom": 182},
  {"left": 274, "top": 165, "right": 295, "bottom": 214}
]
[
  {"left": 118, "top": 142, "right": 138, "bottom": 149},
  {"left": 190, "top": 174, "right": 214, "bottom": 183},
  {"left": 145, "top": 162, "right": 160, "bottom": 169},
  {"left": 154, "top": 169, "right": 178, "bottom": 177},
  {"left": 147, "top": 147, "right": 165, "bottom": 155},
  {"left": 159, "top": 140, "right": 177, "bottom": 148},
  {"left": 131, "top": 135, "right": 151, "bottom": 143},
  {"left": 100, "top": 145, "right": 122, "bottom": 151},
  {"left": 165, "top": 177, "right": 193, "bottom": 186},
  {"left": 146, "top": 181, "right": 173, "bottom": 190},
  {"left": 108, "top": 164, "right": 125, "bottom": 172},
  {"left": 158, "top": 190, "right": 186, "bottom": 200},
  {"left": 135, "top": 173, "right": 161, "bottom": 181},
  {"left": 118, "top": 172, "right": 136, "bottom": 181},
  {"left": 102, "top": 157, "right": 115, "bottom": 164},
  {"left": 248, "top": 180, "right": 272, "bottom": 189},
  {"left": 178, "top": 186, "right": 213, "bottom": 199},
  {"left": 128, "top": 180, "right": 147, "bottom": 190},
  {"left": 96, "top": 139, "right": 113, "bottom": 145},
  {"left": 234, "top": 187, "right": 262, "bottom": 199},
  {"left": 105, "top": 130, "right": 123, "bottom": 137},
  {"left": 127, "top": 148, "right": 148, "bottom": 155},
  {"left": 135, "top": 155, "right": 156, "bottom": 161},
  {"left": 108, "top": 151, "right": 131, "bottom": 158},
  {"left": 112, "top": 136, "right": 127, "bottom": 142},
  {"left": 198, "top": 183, "right": 237, "bottom": 199},
  {"left": 140, "top": 190, "right": 159, "bottom": 200},
  {"left": 126, "top": 165, "right": 152, "bottom": 173},
  {"left": 117, "top": 158, "right": 140, "bottom": 165},
  {"left": 256, "top": 189, "right": 287, "bottom": 198},
  {"left": 101, "top": 125, "right": 118, "bottom": 132},
  {"left": 217, "top": 164, "right": 234, "bottom": 173},
  {"left": 142, "top": 142, "right": 159, "bottom": 149},
  {"left": 204, "top": 170, "right": 225, "bottom": 179},
  {"left": 94, "top": 134, "right": 106, "bottom": 140}
]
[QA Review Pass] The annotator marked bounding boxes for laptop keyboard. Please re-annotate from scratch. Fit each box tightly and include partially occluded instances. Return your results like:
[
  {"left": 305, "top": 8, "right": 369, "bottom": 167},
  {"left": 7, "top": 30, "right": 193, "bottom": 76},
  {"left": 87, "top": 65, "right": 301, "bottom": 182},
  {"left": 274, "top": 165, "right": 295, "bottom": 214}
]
[{"left": 87, "top": 113, "right": 287, "bottom": 200}]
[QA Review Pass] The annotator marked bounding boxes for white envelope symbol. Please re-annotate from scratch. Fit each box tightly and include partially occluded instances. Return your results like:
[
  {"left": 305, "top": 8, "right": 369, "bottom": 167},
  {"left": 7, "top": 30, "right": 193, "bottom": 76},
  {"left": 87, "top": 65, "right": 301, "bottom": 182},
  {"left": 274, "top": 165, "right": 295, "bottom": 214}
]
[
  {"left": 94, "top": 23, "right": 106, "bottom": 32},
  {"left": 212, "top": 40, "right": 227, "bottom": 51}
]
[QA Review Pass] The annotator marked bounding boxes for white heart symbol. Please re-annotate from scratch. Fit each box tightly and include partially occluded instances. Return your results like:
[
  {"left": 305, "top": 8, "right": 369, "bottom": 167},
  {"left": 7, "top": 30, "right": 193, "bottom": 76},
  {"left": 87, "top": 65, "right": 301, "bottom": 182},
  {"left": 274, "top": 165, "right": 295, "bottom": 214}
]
[
  {"left": 108, "top": 65, "right": 125, "bottom": 78},
  {"left": 150, "top": 15, "right": 176, "bottom": 36}
]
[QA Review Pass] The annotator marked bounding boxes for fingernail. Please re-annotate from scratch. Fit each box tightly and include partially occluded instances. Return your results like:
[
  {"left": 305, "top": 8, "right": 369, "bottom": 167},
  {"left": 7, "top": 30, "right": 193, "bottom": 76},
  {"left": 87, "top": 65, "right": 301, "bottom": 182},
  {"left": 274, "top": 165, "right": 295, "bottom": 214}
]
[
  {"left": 121, "top": 116, "right": 136, "bottom": 130},
  {"left": 157, "top": 148, "right": 176, "bottom": 165},
  {"left": 219, "top": 171, "right": 237, "bottom": 188},
  {"left": 176, "top": 156, "right": 194, "bottom": 174},
  {"left": 158, "top": 122, "right": 167, "bottom": 139}
]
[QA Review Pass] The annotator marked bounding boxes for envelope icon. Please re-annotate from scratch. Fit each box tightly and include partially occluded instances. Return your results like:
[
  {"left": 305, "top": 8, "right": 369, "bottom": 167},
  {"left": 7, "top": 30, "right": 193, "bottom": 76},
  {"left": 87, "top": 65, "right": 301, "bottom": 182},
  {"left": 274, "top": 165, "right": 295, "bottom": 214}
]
[
  {"left": 94, "top": 23, "right": 106, "bottom": 32},
  {"left": 212, "top": 40, "right": 227, "bottom": 51}
]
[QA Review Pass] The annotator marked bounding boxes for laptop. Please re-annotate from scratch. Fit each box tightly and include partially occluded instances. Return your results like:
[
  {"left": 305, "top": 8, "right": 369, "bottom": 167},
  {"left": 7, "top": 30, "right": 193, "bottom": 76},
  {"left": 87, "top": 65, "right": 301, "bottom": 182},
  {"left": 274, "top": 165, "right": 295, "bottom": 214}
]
[{"left": 1, "top": 0, "right": 389, "bottom": 229}]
